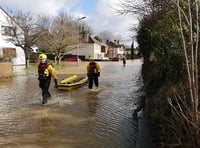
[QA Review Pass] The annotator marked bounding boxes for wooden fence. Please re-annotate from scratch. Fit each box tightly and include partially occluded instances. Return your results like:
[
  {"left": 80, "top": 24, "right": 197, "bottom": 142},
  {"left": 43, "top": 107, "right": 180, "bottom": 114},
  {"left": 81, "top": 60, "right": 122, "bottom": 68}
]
[{"left": 0, "top": 62, "right": 12, "bottom": 79}]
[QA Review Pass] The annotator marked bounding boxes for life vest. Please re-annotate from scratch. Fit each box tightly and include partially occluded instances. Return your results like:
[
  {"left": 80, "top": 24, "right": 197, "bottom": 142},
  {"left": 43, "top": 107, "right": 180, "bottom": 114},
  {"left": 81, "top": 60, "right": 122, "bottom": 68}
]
[
  {"left": 38, "top": 62, "right": 50, "bottom": 79},
  {"left": 89, "top": 62, "right": 97, "bottom": 74}
]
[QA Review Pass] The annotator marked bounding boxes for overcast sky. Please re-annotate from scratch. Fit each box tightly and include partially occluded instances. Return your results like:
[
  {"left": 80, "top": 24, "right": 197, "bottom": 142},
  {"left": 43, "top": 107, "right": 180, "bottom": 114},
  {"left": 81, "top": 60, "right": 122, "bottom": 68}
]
[{"left": 0, "top": 0, "right": 139, "bottom": 46}]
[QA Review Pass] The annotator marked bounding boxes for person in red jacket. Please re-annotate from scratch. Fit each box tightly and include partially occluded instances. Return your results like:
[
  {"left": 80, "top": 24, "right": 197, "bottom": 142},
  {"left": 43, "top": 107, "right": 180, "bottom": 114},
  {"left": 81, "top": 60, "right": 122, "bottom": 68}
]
[
  {"left": 38, "top": 53, "right": 58, "bottom": 105},
  {"left": 87, "top": 56, "right": 101, "bottom": 90}
]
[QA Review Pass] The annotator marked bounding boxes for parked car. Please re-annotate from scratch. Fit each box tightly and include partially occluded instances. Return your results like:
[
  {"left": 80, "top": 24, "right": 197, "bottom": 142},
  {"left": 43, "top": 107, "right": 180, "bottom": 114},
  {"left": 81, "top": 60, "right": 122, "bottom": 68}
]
[
  {"left": 64, "top": 57, "right": 81, "bottom": 62},
  {"left": 102, "top": 57, "right": 109, "bottom": 61},
  {"left": 111, "top": 57, "right": 119, "bottom": 61}
]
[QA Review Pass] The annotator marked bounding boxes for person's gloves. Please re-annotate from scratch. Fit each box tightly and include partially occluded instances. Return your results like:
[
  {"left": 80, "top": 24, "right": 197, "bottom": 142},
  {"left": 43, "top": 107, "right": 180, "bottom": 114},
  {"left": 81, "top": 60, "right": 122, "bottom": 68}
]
[{"left": 54, "top": 79, "right": 58, "bottom": 88}]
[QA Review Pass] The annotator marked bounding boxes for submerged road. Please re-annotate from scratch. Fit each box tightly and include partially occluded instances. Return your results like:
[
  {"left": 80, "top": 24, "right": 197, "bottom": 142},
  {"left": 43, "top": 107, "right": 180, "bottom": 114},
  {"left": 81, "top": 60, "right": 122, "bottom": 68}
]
[{"left": 0, "top": 59, "right": 152, "bottom": 148}]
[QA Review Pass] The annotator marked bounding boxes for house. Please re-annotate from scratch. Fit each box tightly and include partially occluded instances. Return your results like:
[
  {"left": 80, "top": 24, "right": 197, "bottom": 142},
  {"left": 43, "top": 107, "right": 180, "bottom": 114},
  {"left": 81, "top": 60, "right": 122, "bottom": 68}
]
[
  {"left": 67, "top": 35, "right": 108, "bottom": 60},
  {"left": 106, "top": 40, "right": 125, "bottom": 59},
  {"left": 0, "top": 7, "right": 25, "bottom": 66}
]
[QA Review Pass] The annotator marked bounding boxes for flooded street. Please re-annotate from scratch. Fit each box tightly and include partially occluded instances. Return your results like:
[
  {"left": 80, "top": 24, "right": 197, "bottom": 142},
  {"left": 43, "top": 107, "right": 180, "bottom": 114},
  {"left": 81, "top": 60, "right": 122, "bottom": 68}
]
[{"left": 0, "top": 59, "right": 151, "bottom": 148}]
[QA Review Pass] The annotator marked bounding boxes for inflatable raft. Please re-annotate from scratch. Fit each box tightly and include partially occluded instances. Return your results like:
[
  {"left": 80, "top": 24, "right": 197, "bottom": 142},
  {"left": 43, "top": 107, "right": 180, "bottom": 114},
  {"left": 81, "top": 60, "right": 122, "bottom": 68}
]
[{"left": 57, "top": 75, "right": 88, "bottom": 90}]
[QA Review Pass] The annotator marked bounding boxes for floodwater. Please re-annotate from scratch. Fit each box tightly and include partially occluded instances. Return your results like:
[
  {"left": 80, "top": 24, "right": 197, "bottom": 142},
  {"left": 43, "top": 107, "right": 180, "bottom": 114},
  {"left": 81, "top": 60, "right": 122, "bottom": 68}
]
[{"left": 0, "top": 59, "right": 151, "bottom": 148}]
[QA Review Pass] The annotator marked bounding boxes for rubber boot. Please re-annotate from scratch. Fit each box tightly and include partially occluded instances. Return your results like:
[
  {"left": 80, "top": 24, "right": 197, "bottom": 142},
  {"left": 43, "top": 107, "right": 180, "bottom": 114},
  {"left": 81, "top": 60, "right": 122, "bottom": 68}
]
[
  {"left": 47, "top": 92, "right": 52, "bottom": 100},
  {"left": 42, "top": 97, "right": 47, "bottom": 105}
]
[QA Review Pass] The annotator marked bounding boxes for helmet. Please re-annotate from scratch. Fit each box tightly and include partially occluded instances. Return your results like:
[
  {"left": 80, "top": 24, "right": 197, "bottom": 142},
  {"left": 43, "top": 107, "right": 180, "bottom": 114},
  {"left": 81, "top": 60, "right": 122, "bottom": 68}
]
[
  {"left": 89, "top": 56, "right": 94, "bottom": 61},
  {"left": 39, "top": 53, "right": 47, "bottom": 60}
]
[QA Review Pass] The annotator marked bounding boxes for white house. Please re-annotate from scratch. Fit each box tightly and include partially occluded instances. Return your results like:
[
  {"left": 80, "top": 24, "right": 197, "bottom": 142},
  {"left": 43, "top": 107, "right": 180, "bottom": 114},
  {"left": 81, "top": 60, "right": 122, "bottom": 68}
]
[
  {"left": 68, "top": 35, "right": 108, "bottom": 60},
  {"left": 0, "top": 7, "right": 25, "bottom": 66}
]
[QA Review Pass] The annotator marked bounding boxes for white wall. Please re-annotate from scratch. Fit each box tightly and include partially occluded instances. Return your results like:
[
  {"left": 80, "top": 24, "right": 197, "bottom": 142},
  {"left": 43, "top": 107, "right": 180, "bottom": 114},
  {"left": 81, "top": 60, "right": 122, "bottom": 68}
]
[
  {"left": 67, "top": 43, "right": 104, "bottom": 60},
  {"left": 0, "top": 8, "right": 25, "bottom": 66}
]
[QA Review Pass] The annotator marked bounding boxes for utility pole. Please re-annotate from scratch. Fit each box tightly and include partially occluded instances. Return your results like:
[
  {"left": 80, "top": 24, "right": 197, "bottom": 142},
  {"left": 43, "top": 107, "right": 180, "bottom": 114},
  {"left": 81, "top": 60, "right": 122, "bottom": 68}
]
[{"left": 77, "top": 16, "right": 86, "bottom": 67}]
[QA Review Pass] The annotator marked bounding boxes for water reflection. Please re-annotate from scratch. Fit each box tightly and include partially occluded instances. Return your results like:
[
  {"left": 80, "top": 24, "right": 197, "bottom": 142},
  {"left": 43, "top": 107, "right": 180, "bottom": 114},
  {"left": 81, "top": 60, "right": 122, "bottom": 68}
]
[{"left": 0, "top": 60, "right": 149, "bottom": 147}]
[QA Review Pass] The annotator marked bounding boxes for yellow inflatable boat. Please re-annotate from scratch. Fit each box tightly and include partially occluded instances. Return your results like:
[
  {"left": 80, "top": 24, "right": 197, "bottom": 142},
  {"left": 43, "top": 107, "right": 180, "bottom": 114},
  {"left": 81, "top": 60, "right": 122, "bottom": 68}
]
[{"left": 57, "top": 75, "right": 88, "bottom": 90}]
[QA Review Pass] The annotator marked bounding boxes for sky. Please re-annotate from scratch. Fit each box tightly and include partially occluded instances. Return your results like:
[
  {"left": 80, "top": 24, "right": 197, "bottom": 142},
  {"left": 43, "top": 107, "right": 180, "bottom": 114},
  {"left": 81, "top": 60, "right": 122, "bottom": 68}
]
[{"left": 0, "top": 0, "right": 139, "bottom": 46}]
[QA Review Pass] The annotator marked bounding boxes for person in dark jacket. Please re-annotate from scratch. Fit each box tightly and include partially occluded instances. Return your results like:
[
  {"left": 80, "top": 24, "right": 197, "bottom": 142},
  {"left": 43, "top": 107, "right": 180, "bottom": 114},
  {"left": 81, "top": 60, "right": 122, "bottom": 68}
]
[
  {"left": 87, "top": 57, "right": 101, "bottom": 90},
  {"left": 122, "top": 57, "right": 126, "bottom": 66},
  {"left": 38, "top": 53, "right": 58, "bottom": 105}
]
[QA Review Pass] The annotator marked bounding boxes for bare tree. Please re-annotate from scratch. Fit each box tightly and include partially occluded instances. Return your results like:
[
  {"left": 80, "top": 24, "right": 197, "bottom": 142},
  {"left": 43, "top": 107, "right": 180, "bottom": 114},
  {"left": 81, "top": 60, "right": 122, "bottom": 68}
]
[
  {"left": 98, "top": 31, "right": 114, "bottom": 43},
  {"left": 116, "top": 0, "right": 200, "bottom": 146},
  {"left": 168, "top": 0, "right": 200, "bottom": 146},
  {"left": 34, "top": 14, "right": 51, "bottom": 51},
  {"left": 36, "top": 13, "right": 91, "bottom": 64},
  {"left": 7, "top": 10, "right": 41, "bottom": 68},
  {"left": 113, "top": 0, "right": 160, "bottom": 17}
]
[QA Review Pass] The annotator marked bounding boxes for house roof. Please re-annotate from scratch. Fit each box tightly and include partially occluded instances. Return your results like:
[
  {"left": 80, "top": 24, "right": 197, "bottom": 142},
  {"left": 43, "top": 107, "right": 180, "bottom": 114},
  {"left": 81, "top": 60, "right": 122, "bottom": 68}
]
[
  {"left": 0, "top": 7, "right": 11, "bottom": 19},
  {"left": 89, "top": 36, "right": 102, "bottom": 45},
  {"left": 0, "top": 7, "right": 22, "bottom": 29},
  {"left": 88, "top": 36, "right": 109, "bottom": 48}
]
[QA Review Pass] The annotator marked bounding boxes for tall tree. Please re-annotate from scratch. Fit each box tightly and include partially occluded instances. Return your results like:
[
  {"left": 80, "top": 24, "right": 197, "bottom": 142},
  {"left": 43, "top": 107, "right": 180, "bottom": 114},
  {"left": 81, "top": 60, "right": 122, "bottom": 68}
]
[
  {"left": 36, "top": 13, "right": 90, "bottom": 64},
  {"left": 116, "top": 0, "right": 200, "bottom": 147},
  {"left": 37, "top": 13, "right": 77, "bottom": 64},
  {"left": 98, "top": 31, "right": 114, "bottom": 43},
  {"left": 130, "top": 39, "right": 134, "bottom": 59},
  {"left": 167, "top": 0, "right": 200, "bottom": 146},
  {"left": 8, "top": 10, "right": 40, "bottom": 68}
]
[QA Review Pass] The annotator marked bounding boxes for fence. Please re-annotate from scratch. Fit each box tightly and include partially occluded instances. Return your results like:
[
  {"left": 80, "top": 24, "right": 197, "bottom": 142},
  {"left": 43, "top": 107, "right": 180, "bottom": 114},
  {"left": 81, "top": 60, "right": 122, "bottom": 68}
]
[{"left": 0, "top": 62, "right": 12, "bottom": 79}]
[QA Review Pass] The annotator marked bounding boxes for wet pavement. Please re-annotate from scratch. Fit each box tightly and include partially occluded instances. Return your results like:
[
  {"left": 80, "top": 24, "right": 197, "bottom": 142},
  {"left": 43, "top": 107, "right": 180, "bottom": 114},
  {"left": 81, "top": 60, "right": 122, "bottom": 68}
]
[{"left": 0, "top": 59, "right": 152, "bottom": 148}]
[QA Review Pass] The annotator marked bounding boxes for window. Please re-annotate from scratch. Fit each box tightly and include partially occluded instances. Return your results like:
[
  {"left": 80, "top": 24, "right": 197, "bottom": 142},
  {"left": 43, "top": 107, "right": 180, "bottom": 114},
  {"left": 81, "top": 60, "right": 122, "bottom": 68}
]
[
  {"left": 1, "top": 25, "right": 16, "bottom": 36},
  {"left": 3, "top": 48, "right": 16, "bottom": 58}
]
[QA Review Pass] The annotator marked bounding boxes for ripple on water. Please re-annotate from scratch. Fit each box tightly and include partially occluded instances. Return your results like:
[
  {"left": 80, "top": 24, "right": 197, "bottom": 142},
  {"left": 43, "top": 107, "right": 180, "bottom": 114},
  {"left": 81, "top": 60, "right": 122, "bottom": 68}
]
[{"left": 0, "top": 60, "right": 148, "bottom": 147}]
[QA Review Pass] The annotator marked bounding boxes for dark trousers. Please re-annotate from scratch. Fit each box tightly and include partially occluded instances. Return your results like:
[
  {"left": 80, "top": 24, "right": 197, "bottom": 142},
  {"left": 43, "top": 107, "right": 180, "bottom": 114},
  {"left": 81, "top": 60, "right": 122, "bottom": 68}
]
[
  {"left": 88, "top": 76, "right": 99, "bottom": 89},
  {"left": 123, "top": 60, "right": 126, "bottom": 65},
  {"left": 39, "top": 78, "right": 51, "bottom": 101}
]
